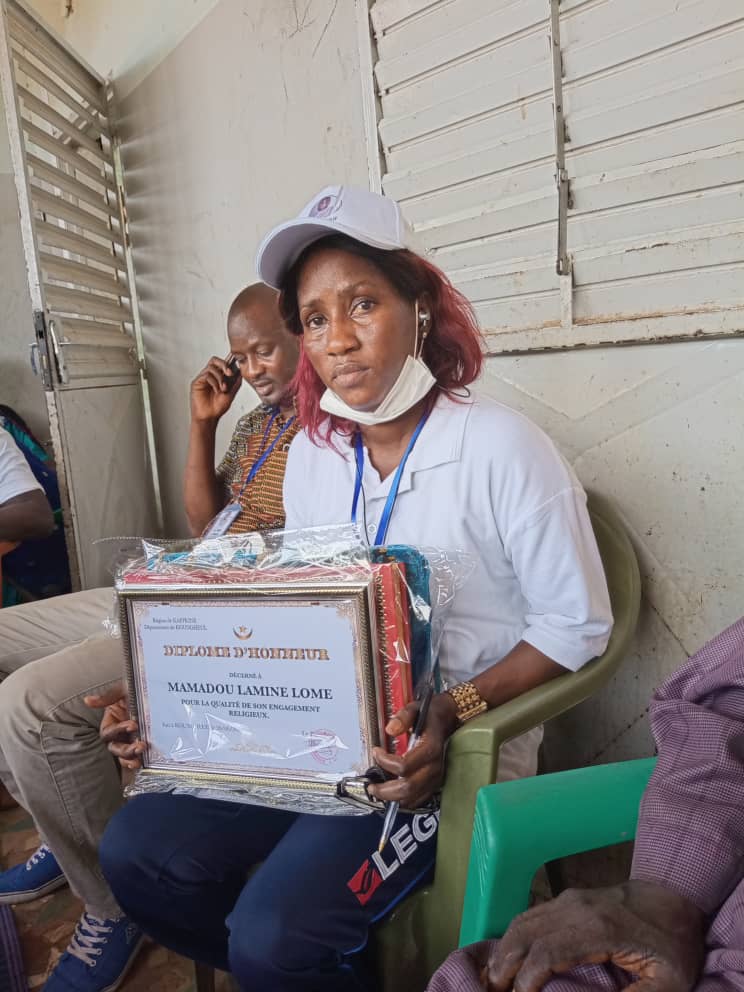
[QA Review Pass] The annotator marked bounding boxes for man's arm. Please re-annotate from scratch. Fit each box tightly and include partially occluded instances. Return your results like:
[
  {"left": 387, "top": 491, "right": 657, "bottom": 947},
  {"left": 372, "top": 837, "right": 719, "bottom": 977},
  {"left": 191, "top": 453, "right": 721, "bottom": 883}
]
[
  {"left": 0, "top": 490, "right": 55, "bottom": 541},
  {"left": 0, "top": 426, "right": 53, "bottom": 541},
  {"left": 632, "top": 616, "right": 744, "bottom": 911},
  {"left": 484, "top": 881, "right": 704, "bottom": 992},
  {"left": 183, "top": 355, "right": 242, "bottom": 536},
  {"left": 482, "top": 620, "right": 744, "bottom": 991},
  {"left": 183, "top": 419, "right": 226, "bottom": 536}
]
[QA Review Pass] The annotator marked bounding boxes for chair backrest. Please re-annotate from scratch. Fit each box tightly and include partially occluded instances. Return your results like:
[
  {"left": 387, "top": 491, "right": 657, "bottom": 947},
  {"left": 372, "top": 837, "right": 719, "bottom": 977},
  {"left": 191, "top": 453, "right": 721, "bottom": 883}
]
[
  {"left": 551, "top": 489, "right": 643, "bottom": 709},
  {"left": 460, "top": 756, "right": 657, "bottom": 945},
  {"left": 457, "top": 489, "right": 642, "bottom": 745},
  {"left": 375, "top": 492, "right": 642, "bottom": 989}
]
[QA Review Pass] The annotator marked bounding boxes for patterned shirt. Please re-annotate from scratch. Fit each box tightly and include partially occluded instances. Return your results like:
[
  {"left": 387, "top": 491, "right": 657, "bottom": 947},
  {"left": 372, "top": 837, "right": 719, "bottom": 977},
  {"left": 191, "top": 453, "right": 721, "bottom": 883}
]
[
  {"left": 216, "top": 407, "right": 301, "bottom": 534},
  {"left": 428, "top": 616, "right": 744, "bottom": 992}
]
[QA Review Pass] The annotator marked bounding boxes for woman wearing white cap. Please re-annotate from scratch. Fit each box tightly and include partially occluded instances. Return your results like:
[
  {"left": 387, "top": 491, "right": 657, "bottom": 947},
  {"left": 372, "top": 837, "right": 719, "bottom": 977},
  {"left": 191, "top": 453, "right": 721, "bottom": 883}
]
[{"left": 101, "top": 187, "right": 613, "bottom": 992}]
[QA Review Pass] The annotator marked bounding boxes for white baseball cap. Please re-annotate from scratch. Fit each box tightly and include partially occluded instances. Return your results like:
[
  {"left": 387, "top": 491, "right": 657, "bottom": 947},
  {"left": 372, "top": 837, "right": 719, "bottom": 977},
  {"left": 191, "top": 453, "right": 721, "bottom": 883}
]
[{"left": 256, "top": 185, "right": 412, "bottom": 289}]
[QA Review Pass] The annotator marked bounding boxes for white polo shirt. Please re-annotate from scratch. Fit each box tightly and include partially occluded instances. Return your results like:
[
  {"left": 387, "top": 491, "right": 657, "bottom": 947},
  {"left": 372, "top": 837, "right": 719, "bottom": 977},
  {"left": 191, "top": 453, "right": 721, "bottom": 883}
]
[
  {"left": 0, "top": 426, "right": 42, "bottom": 504},
  {"left": 284, "top": 393, "right": 612, "bottom": 694}
]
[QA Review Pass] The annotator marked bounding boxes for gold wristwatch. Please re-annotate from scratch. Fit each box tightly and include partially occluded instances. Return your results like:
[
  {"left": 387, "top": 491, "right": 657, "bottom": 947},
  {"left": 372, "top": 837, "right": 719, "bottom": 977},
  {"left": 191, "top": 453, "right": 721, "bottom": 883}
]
[{"left": 446, "top": 681, "right": 488, "bottom": 725}]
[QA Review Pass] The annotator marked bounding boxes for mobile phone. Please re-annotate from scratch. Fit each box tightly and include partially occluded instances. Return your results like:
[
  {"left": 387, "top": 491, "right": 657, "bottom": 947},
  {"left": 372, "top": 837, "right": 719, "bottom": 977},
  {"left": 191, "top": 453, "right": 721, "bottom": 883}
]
[{"left": 224, "top": 354, "right": 239, "bottom": 384}]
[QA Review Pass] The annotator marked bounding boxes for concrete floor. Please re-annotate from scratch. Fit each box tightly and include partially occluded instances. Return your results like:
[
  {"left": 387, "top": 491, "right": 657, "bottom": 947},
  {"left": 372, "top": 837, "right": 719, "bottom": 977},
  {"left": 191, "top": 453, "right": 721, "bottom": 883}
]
[{"left": 0, "top": 803, "right": 235, "bottom": 991}]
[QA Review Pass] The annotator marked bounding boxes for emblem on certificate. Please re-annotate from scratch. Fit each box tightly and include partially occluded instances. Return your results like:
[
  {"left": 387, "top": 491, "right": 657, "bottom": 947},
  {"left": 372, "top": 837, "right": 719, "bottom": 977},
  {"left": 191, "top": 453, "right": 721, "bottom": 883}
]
[{"left": 116, "top": 528, "right": 434, "bottom": 815}]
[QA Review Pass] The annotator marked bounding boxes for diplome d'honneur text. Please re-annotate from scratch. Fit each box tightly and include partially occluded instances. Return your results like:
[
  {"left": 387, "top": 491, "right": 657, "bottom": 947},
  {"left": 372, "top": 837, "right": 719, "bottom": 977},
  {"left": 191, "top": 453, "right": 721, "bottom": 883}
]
[{"left": 119, "top": 579, "right": 382, "bottom": 796}]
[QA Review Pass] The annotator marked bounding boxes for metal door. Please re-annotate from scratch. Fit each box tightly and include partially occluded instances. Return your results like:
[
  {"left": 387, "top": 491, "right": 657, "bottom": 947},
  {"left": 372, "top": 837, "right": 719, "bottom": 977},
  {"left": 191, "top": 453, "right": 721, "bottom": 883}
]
[{"left": 0, "top": 0, "right": 162, "bottom": 588}]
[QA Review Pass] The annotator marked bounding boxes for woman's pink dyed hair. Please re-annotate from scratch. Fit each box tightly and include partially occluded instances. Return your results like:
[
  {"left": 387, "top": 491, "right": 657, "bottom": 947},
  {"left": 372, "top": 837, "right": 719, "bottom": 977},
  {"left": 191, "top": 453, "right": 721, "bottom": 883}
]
[{"left": 278, "top": 234, "right": 484, "bottom": 445}]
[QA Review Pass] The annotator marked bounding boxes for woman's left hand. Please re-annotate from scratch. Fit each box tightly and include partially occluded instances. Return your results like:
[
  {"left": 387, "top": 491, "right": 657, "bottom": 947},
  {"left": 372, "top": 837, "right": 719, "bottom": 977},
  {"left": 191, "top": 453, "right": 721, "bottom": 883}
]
[{"left": 368, "top": 693, "right": 459, "bottom": 809}]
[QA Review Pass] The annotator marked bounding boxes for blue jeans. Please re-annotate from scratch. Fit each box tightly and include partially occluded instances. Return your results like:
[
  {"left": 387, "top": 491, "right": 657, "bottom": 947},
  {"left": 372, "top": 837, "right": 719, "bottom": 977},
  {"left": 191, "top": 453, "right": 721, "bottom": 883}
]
[{"left": 99, "top": 794, "right": 439, "bottom": 991}]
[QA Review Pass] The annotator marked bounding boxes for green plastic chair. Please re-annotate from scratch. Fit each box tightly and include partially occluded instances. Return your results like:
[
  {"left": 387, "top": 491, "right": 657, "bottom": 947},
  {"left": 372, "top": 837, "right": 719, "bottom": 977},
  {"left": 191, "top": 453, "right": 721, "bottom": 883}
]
[
  {"left": 194, "top": 491, "right": 641, "bottom": 992},
  {"left": 373, "top": 491, "right": 641, "bottom": 991},
  {"left": 459, "top": 756, "right": 657, "bottom": 945}
]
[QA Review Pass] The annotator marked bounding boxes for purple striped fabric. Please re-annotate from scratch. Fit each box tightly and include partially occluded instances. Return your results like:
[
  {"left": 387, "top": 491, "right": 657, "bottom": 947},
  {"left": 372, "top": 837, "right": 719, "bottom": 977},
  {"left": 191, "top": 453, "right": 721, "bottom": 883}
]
[
  {"left": 0, "top": 905, "right": 27, "bottom": 992},
  {"left": 428, "top": 617, "right": 744, "bottom": 991}
]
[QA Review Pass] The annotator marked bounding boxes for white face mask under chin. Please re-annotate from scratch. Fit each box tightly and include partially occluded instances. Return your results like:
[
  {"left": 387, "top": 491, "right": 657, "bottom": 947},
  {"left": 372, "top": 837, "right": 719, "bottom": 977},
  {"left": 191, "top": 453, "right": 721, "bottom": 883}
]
[{"left": 319, "top": 354, "right": 436, "bottom": 426}]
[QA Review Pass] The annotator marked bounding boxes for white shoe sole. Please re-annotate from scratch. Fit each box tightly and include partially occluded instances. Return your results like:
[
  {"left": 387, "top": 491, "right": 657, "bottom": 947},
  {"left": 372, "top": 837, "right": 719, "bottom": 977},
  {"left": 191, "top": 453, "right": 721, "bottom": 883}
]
[
  {"left": 0, "top": 873, "right": 68, "bottom": 904},
  {"left": 100, "top": 934, "right": 147, "bottom": 992}
]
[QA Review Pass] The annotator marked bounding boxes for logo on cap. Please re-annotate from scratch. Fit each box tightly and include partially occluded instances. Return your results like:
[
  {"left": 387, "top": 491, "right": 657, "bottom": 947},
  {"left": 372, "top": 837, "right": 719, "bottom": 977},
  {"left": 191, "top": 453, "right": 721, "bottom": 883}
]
[{"left": 309, "top": 193, "right": 339, "bottom": 219}]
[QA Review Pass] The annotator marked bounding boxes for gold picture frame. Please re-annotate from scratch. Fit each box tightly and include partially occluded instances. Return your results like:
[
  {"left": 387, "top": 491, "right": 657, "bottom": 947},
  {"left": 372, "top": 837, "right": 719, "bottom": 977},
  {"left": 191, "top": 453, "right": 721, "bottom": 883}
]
[{"left": 118, "top": 578, "right": 384, "bottom": 802}]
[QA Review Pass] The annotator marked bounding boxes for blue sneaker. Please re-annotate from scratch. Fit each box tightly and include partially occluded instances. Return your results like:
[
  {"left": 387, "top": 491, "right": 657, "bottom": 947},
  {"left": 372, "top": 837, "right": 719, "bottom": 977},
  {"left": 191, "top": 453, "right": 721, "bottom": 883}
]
[
  {"left": 43, "top": 912, "right": 145, "bottom": 991},
  {"left": 0, "top": 843, "right": 67, "bottom": 903}
]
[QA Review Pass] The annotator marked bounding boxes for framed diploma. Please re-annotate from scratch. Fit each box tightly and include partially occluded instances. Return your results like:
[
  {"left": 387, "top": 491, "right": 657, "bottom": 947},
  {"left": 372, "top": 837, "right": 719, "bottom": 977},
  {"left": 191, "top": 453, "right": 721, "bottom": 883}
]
[{"left": 118, "top": 576, "right": 387, "bottom": 801}]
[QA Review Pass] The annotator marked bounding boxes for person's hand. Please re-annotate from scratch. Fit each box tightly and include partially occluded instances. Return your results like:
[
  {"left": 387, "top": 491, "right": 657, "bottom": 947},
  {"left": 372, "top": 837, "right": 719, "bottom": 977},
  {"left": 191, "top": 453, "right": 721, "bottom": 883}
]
[
  {"left": 84, "top": 681, "right": 145, "bottom": 771},
  {"left": 368, "top": 693, "right": 459, "bottom": 809},
  {"left": 190, "top": 354, "right": 241, "bottom": 423},
  {"left": 483, "top": 880, "right": 706, "bottom": 992}
]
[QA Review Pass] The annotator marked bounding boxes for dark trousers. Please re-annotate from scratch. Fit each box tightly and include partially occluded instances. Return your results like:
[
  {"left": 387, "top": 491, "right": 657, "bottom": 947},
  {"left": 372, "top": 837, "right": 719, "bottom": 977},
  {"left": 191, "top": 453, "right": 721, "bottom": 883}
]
[{"left": 100, "top": 794, "right": 439, "bottom": 991}]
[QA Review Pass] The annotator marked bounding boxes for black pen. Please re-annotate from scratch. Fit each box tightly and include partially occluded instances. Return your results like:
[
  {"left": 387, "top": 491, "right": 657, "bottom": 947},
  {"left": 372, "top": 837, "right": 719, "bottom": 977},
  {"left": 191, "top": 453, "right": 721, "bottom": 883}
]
[{"left": 378, "top": 681, "right": 435, "bottom": 853}]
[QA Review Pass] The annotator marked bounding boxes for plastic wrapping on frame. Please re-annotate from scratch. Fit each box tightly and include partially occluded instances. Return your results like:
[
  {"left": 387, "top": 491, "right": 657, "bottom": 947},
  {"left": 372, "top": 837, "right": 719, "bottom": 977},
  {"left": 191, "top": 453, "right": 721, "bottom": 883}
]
[{"left": 107, "top": 524, "right": 473, "bottom": 815}]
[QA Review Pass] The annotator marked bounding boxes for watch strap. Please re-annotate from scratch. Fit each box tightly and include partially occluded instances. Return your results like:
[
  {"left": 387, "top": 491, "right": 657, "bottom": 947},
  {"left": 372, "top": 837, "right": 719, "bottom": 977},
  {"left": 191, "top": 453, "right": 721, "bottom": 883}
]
[{"left": 446, "top": 680, "right": 488, "bottom": 725}]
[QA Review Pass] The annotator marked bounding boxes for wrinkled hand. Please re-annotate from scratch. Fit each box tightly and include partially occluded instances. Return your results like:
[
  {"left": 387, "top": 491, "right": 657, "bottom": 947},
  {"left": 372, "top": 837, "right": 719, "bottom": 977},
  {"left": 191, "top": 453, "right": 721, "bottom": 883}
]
[
  {"left": 84, "top": 681, "right": 145, "bottom": 771},
  {"left": 368, "top": 693, "right": 459, "bottom": 809},
  {"left": 190, "top": 355, "right": 241, "bottom": 423},
  {"left": 484, "top": 881, "right": 705, "bottom": 992}
]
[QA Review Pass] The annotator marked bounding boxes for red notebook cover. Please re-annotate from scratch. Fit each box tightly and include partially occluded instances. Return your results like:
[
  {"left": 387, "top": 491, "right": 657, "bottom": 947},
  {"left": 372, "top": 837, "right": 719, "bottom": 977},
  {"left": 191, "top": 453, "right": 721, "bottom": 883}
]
[{"left": 372, "top": 562, "right": 413, "bottom": 755}]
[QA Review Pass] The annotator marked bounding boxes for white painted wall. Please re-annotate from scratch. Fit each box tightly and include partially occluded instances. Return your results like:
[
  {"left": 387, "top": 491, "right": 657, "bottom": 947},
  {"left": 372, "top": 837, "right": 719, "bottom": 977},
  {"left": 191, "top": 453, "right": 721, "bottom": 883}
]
[
  {"left": 15, "top": 0, "right": 744, "bottom": 785},
  {"left": 477, "top": 339, "right": 744, "bottom": 769},
  {"left": 116, "top": 0, "right": 371, "bottom": 536},
  {"left": 0, "top": 81, "right": 48, "bottom": 440},
  {"left": 26, "top": 0, "right": 222, "bottom": 96}
]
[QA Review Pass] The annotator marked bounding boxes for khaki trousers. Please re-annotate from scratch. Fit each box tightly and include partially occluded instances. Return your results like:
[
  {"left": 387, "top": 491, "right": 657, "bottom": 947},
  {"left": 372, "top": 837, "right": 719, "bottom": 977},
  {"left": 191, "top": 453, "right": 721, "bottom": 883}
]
[{"left": 0, "top": 587, "right": 124, "bottom": 918}]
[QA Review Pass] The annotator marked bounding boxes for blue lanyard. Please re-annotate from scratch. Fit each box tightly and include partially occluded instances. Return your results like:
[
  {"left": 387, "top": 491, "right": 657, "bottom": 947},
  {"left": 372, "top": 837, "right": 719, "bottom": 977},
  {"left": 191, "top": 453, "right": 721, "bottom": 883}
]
[
  {"left": 351, "top": 409, "right": 430, "bottom": 546},
  {"left": 236, "top": 410, "right": 295, "bottom": 500}
]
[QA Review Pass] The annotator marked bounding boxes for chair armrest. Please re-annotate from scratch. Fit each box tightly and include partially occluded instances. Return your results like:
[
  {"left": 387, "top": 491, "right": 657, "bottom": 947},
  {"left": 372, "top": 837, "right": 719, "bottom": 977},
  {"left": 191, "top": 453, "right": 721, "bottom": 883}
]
[
  {"left": 448, "top": 659, "right": 636, "bottom": 768},
  {"left": 431, "top": 668, "right": 643, "bottom": 955},
  {"left": 459, "top": 757, "right": 657, "bottom": 945}
]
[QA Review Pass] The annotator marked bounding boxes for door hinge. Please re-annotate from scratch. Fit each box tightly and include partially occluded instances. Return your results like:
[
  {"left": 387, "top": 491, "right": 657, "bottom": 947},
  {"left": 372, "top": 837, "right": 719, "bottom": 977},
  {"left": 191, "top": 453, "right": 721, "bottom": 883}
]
[{"left": 550, "top": 0, "right": 574, "bottom": 348}]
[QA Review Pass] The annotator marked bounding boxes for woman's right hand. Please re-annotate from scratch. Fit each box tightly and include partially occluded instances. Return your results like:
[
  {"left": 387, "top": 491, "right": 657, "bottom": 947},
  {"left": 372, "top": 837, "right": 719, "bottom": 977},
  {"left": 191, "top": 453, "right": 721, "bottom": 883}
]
[
  {"left": 190, "top": 355, "right": 241, "bottom": 423},
  {"left": 85, "top": 682, "right": 146, "bottom": 771}
]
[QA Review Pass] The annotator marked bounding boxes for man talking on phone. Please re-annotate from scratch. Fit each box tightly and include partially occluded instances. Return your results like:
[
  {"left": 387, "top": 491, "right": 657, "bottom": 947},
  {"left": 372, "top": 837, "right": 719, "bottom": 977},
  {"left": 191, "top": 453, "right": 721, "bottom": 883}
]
[
  {"left": 184, "top": 282, "right": 300, "bottom": 537},
  {"left": 0, "top": 283, "right": 301, "bottom": 992}
]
